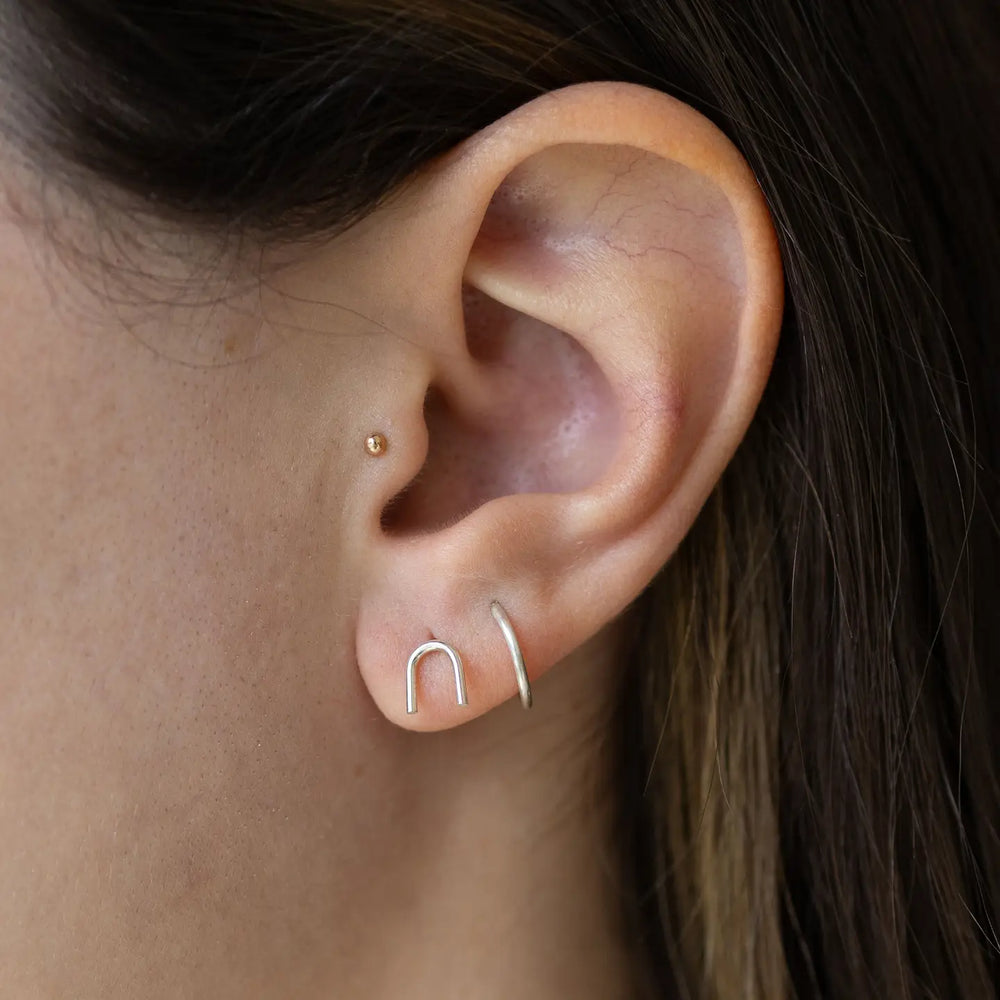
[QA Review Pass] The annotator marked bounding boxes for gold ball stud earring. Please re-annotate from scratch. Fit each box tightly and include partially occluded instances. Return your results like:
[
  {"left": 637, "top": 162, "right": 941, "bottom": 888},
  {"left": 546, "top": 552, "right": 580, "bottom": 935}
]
[{"left": 365, "top": 433, "right": 388, "bottom": 458}]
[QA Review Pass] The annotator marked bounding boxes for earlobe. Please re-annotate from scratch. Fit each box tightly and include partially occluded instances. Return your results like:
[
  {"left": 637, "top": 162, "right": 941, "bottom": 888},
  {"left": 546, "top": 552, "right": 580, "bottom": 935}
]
[
  {"left": 402, "top": 602, "right": 532, "bottom": 717},
  {"left": 350, "top": 82, "right": 782, "bottom": 732}
]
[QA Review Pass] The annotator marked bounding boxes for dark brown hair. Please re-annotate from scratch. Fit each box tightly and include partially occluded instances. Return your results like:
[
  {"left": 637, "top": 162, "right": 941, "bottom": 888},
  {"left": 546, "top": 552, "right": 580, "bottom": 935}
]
[{"left": 3, "top": 1, "right": 999, "bottom": 996}]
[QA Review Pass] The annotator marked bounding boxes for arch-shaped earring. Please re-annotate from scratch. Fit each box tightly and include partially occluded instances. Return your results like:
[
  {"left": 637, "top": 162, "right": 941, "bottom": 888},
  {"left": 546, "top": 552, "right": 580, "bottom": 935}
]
[
  {"left": 406, "top": 641, "right": 469, "bottom": 716},
  {"left": 491, "top": 601, "right": 533, "bottom": 710}
]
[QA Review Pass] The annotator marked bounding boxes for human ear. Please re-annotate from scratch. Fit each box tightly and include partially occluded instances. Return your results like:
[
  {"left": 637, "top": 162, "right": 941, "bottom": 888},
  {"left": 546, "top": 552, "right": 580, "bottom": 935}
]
[{"left": 349, "top": 82, "right": 782, "bottom": 731}]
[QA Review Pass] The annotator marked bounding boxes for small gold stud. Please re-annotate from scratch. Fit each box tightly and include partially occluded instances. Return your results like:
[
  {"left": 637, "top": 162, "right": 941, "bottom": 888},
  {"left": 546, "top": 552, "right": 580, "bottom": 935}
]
[{"left": 365, "top": 433, "right": 388, "bottom": 458}]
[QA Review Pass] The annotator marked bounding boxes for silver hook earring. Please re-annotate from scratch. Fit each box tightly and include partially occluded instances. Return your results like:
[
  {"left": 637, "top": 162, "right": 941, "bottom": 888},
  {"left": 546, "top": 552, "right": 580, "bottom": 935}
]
[
  {"left": 491, "top": 601, "right": 533, "bottom": 710},
  {"left": 406, "top": 641, "right": 469, "bottom": 715}
]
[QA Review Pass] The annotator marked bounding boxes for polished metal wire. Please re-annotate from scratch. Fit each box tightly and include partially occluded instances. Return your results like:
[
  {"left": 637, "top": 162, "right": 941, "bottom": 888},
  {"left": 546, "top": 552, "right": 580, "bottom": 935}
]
[
  {"left": 406, "top": 641, "right": 468, "bottom": 715},
  {"left": 491, "top": 601, "right": 533, "bottom": 710}
]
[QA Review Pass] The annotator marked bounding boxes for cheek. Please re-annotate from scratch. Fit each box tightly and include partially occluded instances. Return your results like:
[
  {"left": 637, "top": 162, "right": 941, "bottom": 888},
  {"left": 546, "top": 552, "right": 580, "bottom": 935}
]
[{"left": 0, "top": 227, "right": 406, "bottom": 983}]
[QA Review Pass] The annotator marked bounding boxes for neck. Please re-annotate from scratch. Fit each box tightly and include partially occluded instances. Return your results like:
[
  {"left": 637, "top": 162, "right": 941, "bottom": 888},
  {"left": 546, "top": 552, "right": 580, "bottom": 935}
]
[{"left": 351, "top": 639, "right": 637, "bottom": 1000}]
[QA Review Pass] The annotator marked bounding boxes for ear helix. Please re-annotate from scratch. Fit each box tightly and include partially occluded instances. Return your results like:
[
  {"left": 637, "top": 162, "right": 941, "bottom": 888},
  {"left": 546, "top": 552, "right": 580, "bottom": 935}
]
[{"left": 405, "top": 601, "right": 533, "bottom": 715}]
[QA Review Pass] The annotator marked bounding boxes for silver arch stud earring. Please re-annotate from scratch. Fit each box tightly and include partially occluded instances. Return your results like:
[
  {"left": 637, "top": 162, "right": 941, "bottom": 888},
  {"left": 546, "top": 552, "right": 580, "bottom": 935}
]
[
  {"left": 406, "top": 641, "right": 469, "bottom": 715},
  {"left": 490, "top": 601, "right": 533, "bottom": 710}
]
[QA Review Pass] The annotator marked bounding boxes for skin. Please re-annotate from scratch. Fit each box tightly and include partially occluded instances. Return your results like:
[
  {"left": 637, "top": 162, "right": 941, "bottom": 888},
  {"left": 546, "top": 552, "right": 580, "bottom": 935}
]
[{"left": 0, "top": 84, "right": 782, "bottom": 998}]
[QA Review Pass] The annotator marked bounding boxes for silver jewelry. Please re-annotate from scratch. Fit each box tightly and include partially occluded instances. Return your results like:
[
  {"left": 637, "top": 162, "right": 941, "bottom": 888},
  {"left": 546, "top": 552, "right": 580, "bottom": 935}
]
[
  {"left": 406, "top": 641, "right": 469, "bottom": 715},
  {"left": 491, "top": 601, "right": 533, "bottom": 710}
]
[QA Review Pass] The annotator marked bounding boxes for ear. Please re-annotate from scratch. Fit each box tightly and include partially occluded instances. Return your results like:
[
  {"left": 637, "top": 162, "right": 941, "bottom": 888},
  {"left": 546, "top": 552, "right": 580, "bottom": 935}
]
[{"left": 351, "top": 82, "right": 782, "bottom": 731}]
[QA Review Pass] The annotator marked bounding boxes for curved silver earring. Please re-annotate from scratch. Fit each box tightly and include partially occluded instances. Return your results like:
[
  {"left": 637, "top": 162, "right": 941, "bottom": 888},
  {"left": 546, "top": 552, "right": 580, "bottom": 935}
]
[
  {"left": 406, "top": 641, "right": 469, "bottom": 715},
  {"left": 491, "top": 601, "right": 533, "bottom": 710}
]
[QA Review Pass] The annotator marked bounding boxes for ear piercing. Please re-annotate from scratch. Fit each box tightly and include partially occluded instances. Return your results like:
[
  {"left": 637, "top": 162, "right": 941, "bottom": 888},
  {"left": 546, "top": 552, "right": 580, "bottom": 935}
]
[
  {"left": 491, "top": 602, "right": 533, "bottom": 710},
  {"left": 364, "top": 433, "right": 388, "bottom": 457},
  {"left": 405, "top": 601, "right": 533, "bottom": 715},
  {"left": 406, "top": 641, "right": 468, "bottom": 715}
]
